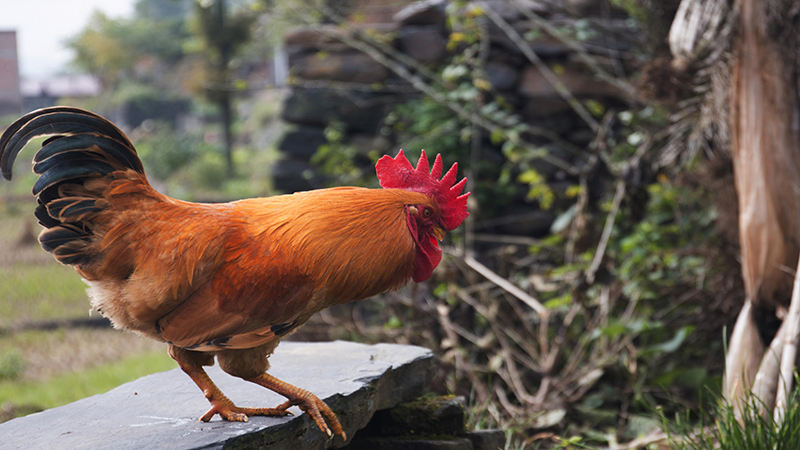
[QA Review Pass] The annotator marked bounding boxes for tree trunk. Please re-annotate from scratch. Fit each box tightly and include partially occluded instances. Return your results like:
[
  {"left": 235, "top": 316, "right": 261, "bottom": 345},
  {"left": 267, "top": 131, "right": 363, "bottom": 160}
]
[
  {"left": 725, "top": 0, "right": 800, "bottom": 405},
  {"left": 662, "top": 0, "right": 800, "bottom": 410},
  {"left": 730, "top": 0, "right": 800, "bottom": 311},
  {"left": 220, "top": 90, "right": 234, "bottom": 179},
  {"left": 216, "top": 0, "right": 235, "bottom": 179}
]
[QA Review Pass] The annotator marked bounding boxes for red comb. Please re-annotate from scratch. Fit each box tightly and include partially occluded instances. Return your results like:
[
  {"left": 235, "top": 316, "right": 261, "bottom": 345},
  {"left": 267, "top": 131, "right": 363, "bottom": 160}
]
[{"left": 376, "top": 149, "right": 470, "bottom": 230}]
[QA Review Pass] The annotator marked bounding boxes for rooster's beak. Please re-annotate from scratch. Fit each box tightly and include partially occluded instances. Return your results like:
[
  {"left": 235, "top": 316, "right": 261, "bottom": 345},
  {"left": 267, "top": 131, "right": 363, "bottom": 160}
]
[{"left": 432, "top": 226, "right": 445, "bottom": 241}]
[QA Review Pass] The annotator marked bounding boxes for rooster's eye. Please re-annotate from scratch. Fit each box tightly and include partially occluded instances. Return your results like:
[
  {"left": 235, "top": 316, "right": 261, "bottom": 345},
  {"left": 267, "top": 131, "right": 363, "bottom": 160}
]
[{"left": 422, "top": 208, "right": 432, "bottom": 217}]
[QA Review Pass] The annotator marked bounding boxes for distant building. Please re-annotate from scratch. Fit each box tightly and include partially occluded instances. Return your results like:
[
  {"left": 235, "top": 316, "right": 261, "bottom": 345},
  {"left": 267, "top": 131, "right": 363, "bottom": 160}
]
[
  {"left": 21, "top": 75, "right": 102, "bottom": 112},
  {"left": 0, "top": 30, "right": 22, "bottom": 116}
]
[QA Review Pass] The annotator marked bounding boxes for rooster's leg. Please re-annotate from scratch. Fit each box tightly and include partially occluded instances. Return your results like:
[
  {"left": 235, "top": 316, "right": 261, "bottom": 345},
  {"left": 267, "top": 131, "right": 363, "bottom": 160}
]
[
  {"left": 245, "top": 372, "right": 346, "bottom": 440},
  {"left": 178, "top": 361, "right": 292, "bottom": 422}
]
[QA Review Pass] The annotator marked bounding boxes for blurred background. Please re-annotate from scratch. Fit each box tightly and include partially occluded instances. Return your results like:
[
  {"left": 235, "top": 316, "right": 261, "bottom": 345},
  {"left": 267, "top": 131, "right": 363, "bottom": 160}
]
[{"left": 0, "top": 0, "right": 776, "bottom": 447}]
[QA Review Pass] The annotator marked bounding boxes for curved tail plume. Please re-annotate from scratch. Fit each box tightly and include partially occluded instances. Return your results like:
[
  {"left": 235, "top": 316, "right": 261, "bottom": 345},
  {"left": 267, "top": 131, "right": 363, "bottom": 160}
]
[{"left": 0, "top": 107, "right": 148, "bottom": 266}]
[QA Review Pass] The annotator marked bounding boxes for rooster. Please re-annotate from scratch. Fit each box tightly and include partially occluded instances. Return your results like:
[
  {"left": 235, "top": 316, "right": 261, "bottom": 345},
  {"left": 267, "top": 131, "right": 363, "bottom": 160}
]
[{"left": 0, "top": 107, "right": 469, "bottom": 439}]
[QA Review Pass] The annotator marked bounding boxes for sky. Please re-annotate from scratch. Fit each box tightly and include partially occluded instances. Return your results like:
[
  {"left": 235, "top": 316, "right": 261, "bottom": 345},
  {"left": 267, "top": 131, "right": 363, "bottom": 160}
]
[{"left": 0, "top": 0, "right": 137, "bottom": 79}]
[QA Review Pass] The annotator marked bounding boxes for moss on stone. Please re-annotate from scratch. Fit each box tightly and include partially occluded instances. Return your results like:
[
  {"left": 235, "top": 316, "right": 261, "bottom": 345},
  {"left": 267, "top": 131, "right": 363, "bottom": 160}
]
[{"left": 377, "top": 395, "right": 467, "bottom": 438}]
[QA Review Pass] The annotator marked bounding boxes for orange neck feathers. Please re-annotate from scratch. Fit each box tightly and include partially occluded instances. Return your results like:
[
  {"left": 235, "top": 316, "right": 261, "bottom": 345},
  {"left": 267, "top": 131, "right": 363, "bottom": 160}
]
[{"left": 235, "top": 187, "right": 434, "bottom": 304}]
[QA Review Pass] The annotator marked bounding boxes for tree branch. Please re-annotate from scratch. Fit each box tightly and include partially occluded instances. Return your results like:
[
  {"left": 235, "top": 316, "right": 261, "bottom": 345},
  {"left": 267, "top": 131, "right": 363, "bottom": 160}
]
[
  {"left": 510, "top": 0, "right": 636, "bottom": 98},
  {"left": 464, "top": 255, "right": 549, "bottom": 319},
  {"left": 480, "top": 2, "right": 600, "bottom": 132}
]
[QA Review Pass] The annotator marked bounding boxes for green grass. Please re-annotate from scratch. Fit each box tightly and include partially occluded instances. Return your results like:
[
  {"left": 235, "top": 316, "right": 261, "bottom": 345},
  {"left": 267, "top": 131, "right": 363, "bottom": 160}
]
[
  {"left": 0, "top": 264, "right": 89, "bottom": 326},
  {"left": 0, "top": 202, "right": 92, "bottom": 327},
  {"left": 0, "top": 350, "right": 176, "bottom": 413},
  {"left": 0, "top": 210, "right": 176, "bottom": 423},
  {"left": 666, "top": 382, "right": 800, "bottom": 449},
  {"left": 1, "top": 158, "right": 37, "bottom": 197}
]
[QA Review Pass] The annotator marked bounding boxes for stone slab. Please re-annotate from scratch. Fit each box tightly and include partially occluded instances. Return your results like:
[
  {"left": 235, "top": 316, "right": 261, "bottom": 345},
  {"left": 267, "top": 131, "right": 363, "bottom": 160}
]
[
  {"left": 281, "top": 88, "right": 388, "bottom": 132},
  {"left": 0, "top": 341, "right": 434, "bottom": 450},
  {"left": 374, "top": 396, "right": 466, "bottom": 437},
  {"left": 346, "top": 437, "right": 474, "bottom": 450},
  {"left": 465, "top": 430, "right": 505, "bottom": 450},
  {"left": 290, "top": 51, "right": 389, "bottom": 84}
]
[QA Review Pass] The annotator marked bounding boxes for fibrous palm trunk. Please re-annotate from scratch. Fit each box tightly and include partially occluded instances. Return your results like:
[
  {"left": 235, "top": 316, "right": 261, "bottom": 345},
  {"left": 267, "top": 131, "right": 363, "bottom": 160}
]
[{"left": 667, "top": 0, "right": 800, "bottom": 417}]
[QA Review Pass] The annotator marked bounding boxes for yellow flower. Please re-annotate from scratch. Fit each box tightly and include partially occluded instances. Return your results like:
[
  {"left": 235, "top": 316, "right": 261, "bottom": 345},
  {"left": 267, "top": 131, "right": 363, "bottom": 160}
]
[{"left": 473, "top": 78, "right": 492, "bottom": 90}]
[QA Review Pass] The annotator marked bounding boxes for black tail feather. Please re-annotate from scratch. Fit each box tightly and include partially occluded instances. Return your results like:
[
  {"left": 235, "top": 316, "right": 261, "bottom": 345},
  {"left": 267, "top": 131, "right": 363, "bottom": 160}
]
[
  {"left": 46, "top": 198, "right": 102, "bottom": 222},
  {"left": 32, "top": 160, "right": 116, "bottom": 195},
  {"left": 33, "top": 134, "right": 143, "bottom": 173},
  {"left": 0, "top": 107, "right": 141, "bottom": 180},
  {"left": 54, "top": 247, "right": 95, "bottom": 266},
  {"left": 39, "top": 225, "right": 92, "bottom": 253},
  {"left": 35, "top": 203, "right": 59, "bottom": 228},
  {"left": 33, "top": 153, "right": 113, "bottom": 176},
  {"left": 36, "top": 180, "right": 70, "bottom": 207},
  {"left": 0, "top": 106, "right": 146, "bottom": 267}
]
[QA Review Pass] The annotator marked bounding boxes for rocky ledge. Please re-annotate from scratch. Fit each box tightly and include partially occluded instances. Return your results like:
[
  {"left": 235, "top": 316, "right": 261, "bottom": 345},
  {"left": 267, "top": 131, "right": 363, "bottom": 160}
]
[{"left": 0, "top": 341, "right": 434, "bottom": 450}]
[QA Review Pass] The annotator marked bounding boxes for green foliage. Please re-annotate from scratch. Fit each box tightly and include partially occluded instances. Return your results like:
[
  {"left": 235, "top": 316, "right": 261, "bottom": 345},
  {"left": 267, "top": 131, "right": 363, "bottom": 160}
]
[
  {"left": 188, "top": 0, "right": 257, "bottom": 101},
  {"left": 179, "top": 151, "right": 229, "bottom": 192},
  {"left": 134, "top": 127, "right": 275, "bottom": 202},
  {"left": 567, "top": 19, "right": 598, "bottom": 42},
  {"left": 110, "top": 13, "right": 189, "bottom": 63},
  {"left": 608, "top": 0, "right": 648, "bottom": 24},
  {"left": 134, "top": 121, "right": 201, "bottom": 181},
  {"left": 390, "top": 99, "right": 466, "bottom": 161},
  {"left": 113, "top": 83, "right": 192, "bottom": 127},
  {"left": 135, "top": 0, "right": 192, "bottom": 21},
  {"left": 613, "top": 180, "right": 717, "bottom": 301},
  {"left": 388, "top": 98, "right": 515, "bottom": 214},
  {"left": 518, "top": 167, "right": 554, "bottom": 209},
  {"left": 68, "top": 12, "right": 138, "bottom": 84},
  {"left": 571, "top": 171, "right": 723, "bottom": 422},
  {"left": 0, "top": 351, "right": 24, "bottom": 381},
  {"left": 68, "top": 4, "right": 191, "bottom": 86},
  {"left": 310, "top": 121, "right": 369, "bottom": 187}
]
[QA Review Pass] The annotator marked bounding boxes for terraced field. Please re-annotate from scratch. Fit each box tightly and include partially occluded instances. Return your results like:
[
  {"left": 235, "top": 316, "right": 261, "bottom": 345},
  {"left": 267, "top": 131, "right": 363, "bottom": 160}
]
[{"left": 0, "top": 204, "right": 175, "bottom": 423}]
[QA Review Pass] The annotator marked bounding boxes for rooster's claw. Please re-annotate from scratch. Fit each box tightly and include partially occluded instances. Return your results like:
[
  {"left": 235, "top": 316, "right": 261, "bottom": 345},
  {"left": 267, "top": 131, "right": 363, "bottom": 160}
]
[
  {"left": 201, "top": 396, "right": 293, "bottom": 423},
  {"left": 276, "top": 393, "right": 346, "bottom": 440}
]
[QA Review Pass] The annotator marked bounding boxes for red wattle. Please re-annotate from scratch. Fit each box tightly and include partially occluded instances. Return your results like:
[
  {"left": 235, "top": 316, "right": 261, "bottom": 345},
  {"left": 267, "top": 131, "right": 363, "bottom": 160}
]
[
  {"left": 406, "top": 212, "right": 442, "bottom": 282},
  {"left": 412, "top": 234, "right": 442, "bottom": 282}
]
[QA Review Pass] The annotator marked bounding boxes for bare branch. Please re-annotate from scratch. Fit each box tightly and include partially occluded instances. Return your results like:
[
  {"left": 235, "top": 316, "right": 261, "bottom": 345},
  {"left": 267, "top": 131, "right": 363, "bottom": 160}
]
[
  {"left": 479, "top": 2, "right": 601, "bottom": 132},
  {"left": 510, "top": 0, "right": 637, "bottom": 98},
  {"left": 585, "top": 179, "right": 626, "bottom": 284},
  {"left": 472, "top": 233, "right": 544, "bottom": 246},
  {"left": 464, "top": 255, "right": 549, "bottom": 319},
  {"left": 314, "top": 2, "right": 441, "bottom": 84},
  {"left": 288, "top": 78, "right": 419, "bottom": 94}
]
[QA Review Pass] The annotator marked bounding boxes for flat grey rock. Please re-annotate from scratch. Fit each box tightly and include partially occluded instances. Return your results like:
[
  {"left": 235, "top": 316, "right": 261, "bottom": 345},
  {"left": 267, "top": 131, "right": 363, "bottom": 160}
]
[{"left": 0, "top": 341, "right": 434, "bottom": 450}]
